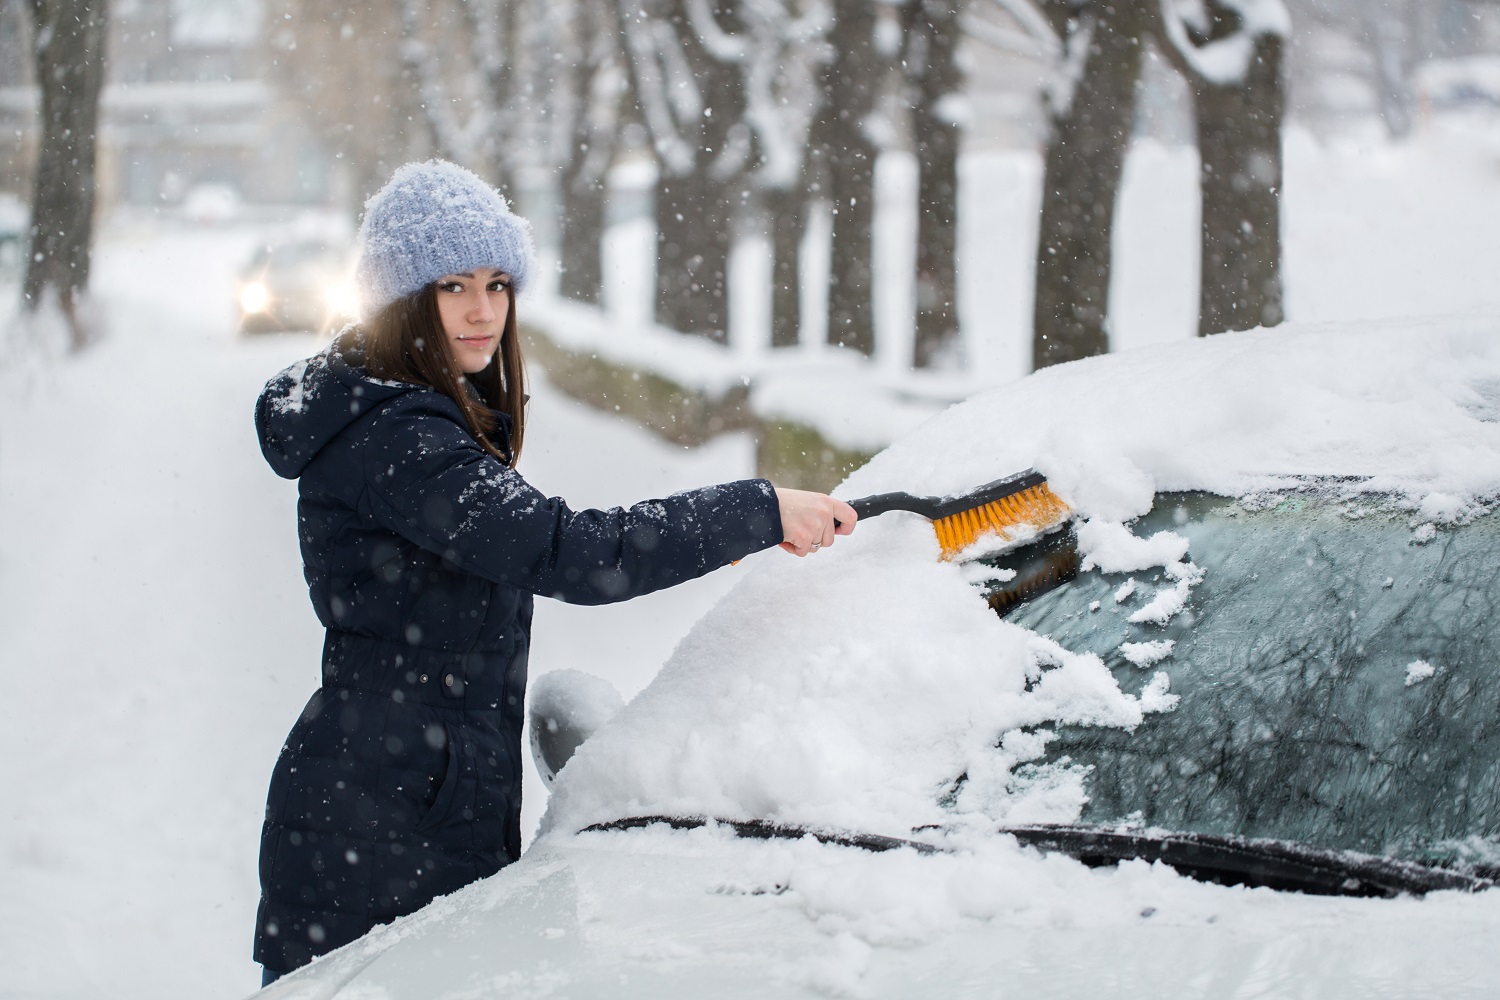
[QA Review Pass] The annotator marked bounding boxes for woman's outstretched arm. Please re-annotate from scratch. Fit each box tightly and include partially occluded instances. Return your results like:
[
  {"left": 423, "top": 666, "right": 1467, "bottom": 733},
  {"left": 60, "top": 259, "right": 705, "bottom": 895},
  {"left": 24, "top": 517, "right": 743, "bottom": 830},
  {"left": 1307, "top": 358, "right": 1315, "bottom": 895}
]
[{"left": 360, "top": 394, "right": 853, "bottom": 605}]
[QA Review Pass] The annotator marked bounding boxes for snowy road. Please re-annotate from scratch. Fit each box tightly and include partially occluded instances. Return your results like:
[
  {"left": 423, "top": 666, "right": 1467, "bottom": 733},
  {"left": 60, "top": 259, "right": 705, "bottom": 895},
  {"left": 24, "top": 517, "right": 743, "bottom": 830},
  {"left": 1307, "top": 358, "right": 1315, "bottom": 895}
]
[{"left": 0, "top": 221, "right": 753, "bottom": 999}]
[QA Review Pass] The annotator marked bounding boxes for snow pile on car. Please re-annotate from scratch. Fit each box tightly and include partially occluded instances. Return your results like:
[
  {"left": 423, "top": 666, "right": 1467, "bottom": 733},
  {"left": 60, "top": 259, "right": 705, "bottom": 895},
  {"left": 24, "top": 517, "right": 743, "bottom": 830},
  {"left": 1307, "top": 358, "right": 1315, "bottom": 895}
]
[
  {"left": 859, "top": 314, "right": 1500, "bottom": 524},
  {"left": 540, "top": 318, "right": 1500, "bottom": 841}
]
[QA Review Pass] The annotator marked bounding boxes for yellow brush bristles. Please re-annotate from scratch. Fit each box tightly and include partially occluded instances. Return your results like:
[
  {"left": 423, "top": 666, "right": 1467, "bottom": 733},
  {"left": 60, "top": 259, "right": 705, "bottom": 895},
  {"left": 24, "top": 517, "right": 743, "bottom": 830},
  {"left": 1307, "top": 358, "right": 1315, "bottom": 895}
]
[{"left": 933, "top": 481, "right": 1071, "bottom": 561}]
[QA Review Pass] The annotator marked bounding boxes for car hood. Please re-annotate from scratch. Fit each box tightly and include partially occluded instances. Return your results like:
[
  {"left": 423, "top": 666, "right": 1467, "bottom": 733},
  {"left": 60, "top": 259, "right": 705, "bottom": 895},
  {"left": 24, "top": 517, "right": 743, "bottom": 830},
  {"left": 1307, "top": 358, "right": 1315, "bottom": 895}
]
[{"left": 261, "top": 823, "right": 1500, "bottom": 999}]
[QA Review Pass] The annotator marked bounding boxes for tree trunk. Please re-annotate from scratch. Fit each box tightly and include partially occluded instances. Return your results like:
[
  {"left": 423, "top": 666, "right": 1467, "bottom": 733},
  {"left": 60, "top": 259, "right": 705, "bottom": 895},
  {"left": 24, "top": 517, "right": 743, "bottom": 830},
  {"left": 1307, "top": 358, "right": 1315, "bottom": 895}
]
[
  {"left": 654, "top": 170, "right": 734, "bottom": 342},
  {"left": 1193, "top": 10, "right": 1284, "bottom": 335},
  {"left": 647, "top": 0, "right": 742, "bottom": 343},
  {"left": 559, "top": 153, "right": 609, "bottom": 305},
  {"left": 1032, "top": 2, "right": 1144, "bottom": 370},
  {"left": 812, "top": 0, "right": 880, "bottom": 356},
  {"left": 557, "top": 2, "right": 622, "bottom": 306},
  {"left": 1363, "top": 0, "right": 1414, "bottom": 140},
  {"left": 766, "top": 185, "right": 804, "bottom": 348},
  {"left": 23, "top": 0, "right": 108, "bottom": 348},
  {"left": 906, "top": 0, "right": 963, "bottom": 369}
]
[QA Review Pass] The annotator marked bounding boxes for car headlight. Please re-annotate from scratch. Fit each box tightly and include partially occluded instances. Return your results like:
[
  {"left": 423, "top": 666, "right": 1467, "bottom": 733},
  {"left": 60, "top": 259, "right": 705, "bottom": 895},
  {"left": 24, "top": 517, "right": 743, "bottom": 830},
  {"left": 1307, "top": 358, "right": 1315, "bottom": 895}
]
[
  {"left": 325, "top": 281, "right": 358, "bottom": 320},
  {"left": 240, "top": 282, "right": 269, "bottom": 314}
]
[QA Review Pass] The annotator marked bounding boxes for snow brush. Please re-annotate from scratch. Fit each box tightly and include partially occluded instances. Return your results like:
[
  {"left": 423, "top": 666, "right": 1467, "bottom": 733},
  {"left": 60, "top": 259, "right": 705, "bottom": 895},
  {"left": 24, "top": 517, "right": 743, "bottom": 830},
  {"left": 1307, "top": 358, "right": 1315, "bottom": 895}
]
[{"left": 843, "top": 468, "right": 1071, "bottom": 561}]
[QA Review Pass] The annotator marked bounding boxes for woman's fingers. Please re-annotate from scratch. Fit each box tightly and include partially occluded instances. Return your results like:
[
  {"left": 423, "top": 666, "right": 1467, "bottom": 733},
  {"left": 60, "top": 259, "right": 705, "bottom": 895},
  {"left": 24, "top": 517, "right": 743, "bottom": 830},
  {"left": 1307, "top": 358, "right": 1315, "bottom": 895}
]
[
  {"left": 774, "top": 488, "right": 858, "bottom": 556},
  {"left": 831, "top": 498, "right": 857, "bottom": 535}
]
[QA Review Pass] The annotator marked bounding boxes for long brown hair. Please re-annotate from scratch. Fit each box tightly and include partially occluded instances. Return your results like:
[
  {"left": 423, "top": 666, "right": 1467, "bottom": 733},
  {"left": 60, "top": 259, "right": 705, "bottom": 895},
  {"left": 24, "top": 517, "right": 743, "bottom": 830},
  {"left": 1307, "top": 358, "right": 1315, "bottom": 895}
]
[{"left": 360, "top": 282, "right": 527, "bottom": 466}]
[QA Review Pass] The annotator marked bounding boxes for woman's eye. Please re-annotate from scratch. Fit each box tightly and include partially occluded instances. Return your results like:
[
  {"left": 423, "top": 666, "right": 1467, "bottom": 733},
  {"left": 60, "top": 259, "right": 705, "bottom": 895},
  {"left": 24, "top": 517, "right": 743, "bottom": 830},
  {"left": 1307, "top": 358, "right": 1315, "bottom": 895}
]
[
  {"left": 488, "top": 280, "right": 511, "bottom": 292},
  {"left": 438, "top": 281, "right": 463, "bottom": 293}
]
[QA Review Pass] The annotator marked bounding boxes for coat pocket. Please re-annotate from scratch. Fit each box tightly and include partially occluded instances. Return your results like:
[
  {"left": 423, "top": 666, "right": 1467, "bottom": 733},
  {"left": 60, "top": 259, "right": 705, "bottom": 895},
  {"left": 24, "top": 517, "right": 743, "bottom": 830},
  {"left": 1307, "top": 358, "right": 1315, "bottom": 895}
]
[{"left": 414, "top": 723, "right": 461, "bottom": 835}]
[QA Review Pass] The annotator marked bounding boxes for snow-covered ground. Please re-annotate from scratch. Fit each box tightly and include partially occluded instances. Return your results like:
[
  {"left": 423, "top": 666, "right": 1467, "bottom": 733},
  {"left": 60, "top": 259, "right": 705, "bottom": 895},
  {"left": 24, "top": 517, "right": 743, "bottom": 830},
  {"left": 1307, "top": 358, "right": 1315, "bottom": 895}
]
[{"left": 4, "top": 116, "right": 1500, "bottom": 998}]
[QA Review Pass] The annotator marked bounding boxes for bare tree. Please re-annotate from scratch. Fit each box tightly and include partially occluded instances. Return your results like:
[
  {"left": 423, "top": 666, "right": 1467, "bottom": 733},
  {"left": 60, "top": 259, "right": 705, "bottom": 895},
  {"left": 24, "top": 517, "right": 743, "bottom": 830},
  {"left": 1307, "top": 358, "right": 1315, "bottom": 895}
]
[
  {"left": 556, "top": 0, "right": 629, "bottom": 305},
  {"left": 809, "top": 0, "right": 881, "bottom": 355},
  {"left": 1158, "top": 0, "right": 1287, "bottom": 336},
  {"left": 1031, "top": 0, "right": 1148, "bottom": 369},
  {"left": 264, "top": 0, "right": 554, "bottom": 214},
  {"left": 1361, "top": 0, "right": 1415, "bottom": 139},
  {"left": 263, "top": 0, "right": 434, "bottom": 210},
  {"left": 647, "top": 0, "right": 830, "bottom": 345},
  {"left": 396, "top": 0, "right": 555, "bottom": 195},
  {"left": 22, "top": 0, "right": 108, "bottom": 348},
  {"left": 726, "top": 0, "right": 830, "bottom": 349},
  {"left": 1011, "top": 0, "right": 1288, "bottom": 367},
  {"left": 622, "top": 0, "right": 751, "bottom": 342},
  {"left": 1287, "top": 0, "right": 1417, "bottom": 141},
  {"left": 902, "top": 0, "right": 965, "bottom": 368}
]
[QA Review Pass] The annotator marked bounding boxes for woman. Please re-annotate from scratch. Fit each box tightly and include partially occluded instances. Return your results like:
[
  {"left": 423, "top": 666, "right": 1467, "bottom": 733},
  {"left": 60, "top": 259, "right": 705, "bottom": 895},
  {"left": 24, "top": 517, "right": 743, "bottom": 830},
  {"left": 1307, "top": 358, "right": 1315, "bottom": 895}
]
[{"left": 251, "top": 160, "right": 855, "bottom": 983}]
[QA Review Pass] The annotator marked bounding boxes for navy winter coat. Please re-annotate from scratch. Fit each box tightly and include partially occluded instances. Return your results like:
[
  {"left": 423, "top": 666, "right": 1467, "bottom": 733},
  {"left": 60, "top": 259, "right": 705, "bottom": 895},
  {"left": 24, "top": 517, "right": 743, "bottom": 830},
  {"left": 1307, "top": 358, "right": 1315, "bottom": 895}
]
[{"left": 252, "top": 334, "right": 782, "bottom": 973}]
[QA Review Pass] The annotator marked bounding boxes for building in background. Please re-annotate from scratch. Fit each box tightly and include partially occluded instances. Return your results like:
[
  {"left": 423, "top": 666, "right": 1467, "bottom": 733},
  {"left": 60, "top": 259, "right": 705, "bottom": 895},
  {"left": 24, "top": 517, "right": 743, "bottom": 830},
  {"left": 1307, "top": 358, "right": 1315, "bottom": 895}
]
[{"left": 0, "top": 0, "right": 334, "bottom": 213}]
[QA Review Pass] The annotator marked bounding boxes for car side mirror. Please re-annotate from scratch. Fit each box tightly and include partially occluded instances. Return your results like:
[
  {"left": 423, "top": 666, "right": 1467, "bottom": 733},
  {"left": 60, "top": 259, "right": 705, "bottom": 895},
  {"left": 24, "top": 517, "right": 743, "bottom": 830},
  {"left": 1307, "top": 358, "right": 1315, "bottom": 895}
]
[{"left": 528, "top": 669, "right": 624, "bottom": 786}]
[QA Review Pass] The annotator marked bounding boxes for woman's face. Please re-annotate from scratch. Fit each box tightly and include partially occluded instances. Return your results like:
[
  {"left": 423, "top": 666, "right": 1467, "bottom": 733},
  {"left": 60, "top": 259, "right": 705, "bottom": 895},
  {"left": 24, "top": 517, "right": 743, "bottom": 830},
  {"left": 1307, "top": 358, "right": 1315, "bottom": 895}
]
[{"left": 435, "top": 268, "right": 511, "bottom": 374}]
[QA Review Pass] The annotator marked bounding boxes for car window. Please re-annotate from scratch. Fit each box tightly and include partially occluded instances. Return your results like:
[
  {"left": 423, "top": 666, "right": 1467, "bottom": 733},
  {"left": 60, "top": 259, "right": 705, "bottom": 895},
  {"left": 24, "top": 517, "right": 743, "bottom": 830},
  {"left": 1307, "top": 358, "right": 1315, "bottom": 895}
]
[{"left": 985, "top": 491, "right": 1500, "bottom": 870}]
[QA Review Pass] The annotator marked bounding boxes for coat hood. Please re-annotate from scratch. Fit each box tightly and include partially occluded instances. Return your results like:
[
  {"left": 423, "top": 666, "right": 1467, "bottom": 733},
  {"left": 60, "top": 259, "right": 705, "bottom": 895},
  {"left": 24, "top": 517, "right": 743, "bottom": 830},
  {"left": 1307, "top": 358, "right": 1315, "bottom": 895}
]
[{"left": 255, "top": 334, "right": 417, "bottom": 479}]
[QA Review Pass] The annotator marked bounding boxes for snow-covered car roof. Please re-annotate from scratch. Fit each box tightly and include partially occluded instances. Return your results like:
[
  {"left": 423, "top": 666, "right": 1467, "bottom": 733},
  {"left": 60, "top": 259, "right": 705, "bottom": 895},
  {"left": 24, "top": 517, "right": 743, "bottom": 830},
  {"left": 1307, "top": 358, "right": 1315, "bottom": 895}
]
[{"left": 266, "top": 318, "right": 1500, "bottom": 997}]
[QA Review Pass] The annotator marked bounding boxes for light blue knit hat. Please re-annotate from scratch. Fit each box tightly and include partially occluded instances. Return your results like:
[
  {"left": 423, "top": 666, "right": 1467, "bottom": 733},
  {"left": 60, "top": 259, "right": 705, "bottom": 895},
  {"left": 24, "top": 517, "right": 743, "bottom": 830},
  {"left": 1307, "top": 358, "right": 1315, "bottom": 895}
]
[{"left": 355, "top": 159, "right": 534, "bottom": 317}]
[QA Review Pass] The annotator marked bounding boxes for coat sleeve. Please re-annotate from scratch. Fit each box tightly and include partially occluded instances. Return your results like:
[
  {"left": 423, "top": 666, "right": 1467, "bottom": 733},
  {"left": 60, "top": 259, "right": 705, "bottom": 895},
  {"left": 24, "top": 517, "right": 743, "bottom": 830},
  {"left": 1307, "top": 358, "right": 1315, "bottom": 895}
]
[{"left": 360, "top": 394, "right": 783, "bottom": 605}]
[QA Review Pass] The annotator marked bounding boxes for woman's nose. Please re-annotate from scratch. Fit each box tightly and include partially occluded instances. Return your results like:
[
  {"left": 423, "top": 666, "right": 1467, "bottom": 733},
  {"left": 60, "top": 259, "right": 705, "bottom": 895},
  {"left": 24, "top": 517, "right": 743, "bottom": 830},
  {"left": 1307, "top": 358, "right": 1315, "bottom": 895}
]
[{"left": 468, "top": 290, "right": 495, "bottom": 323}]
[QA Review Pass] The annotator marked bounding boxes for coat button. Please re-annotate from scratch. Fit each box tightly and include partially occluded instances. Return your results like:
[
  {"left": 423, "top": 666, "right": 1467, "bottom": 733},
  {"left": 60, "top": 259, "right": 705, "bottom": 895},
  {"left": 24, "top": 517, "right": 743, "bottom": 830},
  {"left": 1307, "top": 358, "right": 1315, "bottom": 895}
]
[
  {"left": 419, "top": 674, "right": 429, "bottom": 684},
  {"left": 444, "top": 673, "right": 465, "bottom": 696},
  {"left": 444, "top": 674, "right": 454, "bottom": 687}
]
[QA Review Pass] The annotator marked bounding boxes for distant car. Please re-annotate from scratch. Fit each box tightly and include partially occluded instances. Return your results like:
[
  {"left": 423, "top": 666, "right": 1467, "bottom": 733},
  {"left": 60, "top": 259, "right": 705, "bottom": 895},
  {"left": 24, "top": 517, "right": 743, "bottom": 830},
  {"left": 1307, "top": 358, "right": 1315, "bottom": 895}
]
[
  {"left": 261, "top": 319, "right": 1500, "bottom": 997},
  {"left": 237, "top": 240, "right": 357, "bottom": 335},
  {"left": 182, "top": 182, "right": 243, "bottom": 225}
]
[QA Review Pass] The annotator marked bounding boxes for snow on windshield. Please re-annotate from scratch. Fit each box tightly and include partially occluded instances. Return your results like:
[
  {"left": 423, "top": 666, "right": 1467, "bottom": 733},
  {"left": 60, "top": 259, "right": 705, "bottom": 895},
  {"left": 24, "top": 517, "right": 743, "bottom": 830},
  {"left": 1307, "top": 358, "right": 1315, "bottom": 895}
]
[{"left": 541, "top": 318, "right": 1500, "bottom": 842}]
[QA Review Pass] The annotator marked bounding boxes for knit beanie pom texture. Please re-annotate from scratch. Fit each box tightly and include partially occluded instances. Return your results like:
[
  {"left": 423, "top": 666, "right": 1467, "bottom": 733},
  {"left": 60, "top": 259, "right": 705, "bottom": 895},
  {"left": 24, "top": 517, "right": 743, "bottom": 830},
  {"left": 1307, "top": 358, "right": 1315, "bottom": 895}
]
[{"left": 355, "top": 159, "right": 534, "bottom": 318}]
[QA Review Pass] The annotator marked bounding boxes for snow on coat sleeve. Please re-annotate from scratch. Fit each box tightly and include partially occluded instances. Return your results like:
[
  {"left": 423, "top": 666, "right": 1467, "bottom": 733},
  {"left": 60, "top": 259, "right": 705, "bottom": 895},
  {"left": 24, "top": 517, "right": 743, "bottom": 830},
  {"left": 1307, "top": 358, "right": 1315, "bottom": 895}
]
[{"left": 361, "top": 393, "right": 783, "bottom": 604}]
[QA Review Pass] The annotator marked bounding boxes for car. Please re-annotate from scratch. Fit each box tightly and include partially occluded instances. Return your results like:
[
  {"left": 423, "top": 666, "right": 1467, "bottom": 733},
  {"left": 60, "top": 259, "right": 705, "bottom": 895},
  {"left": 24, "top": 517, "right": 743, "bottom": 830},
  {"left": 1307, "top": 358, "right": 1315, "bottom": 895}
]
[
  {"left": 261, "top": 316, "right": 1500, "bottom": 997},
  {"left": 182, "top": 181, "right": 243, "bottom": 225},
  {"left": 237, "top": 240, "right": 357, "bottom": 334}
]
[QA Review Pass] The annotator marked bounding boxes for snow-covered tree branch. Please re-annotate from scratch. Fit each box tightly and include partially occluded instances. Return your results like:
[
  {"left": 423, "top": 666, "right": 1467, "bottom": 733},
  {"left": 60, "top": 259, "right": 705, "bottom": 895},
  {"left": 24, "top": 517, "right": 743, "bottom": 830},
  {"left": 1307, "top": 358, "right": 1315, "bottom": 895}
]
[{"left": 1157, "top": 0, "right": 1289, "bottom": 86}]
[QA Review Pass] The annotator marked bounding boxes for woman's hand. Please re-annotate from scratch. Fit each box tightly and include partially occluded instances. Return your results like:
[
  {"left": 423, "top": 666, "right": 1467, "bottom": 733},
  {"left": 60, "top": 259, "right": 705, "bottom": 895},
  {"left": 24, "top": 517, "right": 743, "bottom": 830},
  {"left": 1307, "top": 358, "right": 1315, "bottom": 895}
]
[{"left": 774, "top": 488, "right": 858, "bottom": 557}]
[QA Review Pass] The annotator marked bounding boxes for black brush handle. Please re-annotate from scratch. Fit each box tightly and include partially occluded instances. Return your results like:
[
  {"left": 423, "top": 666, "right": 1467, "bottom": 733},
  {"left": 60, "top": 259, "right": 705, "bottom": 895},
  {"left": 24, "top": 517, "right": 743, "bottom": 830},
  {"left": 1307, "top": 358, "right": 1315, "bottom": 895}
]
[
  {"left": 849, "top": 492, "right": 932, "bottom": 519},
  {"left": 839, "top": 469, "right": 1047, "bottom": 524}
]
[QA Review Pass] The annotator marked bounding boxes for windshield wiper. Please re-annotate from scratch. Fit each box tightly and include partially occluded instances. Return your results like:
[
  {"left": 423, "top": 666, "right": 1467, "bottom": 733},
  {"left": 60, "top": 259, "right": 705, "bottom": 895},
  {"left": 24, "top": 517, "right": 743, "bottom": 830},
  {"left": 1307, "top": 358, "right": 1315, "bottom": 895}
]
[
  {"left": 1000, "top": 823, "right": 1491, "bottom": 898},
  {"left": 584, "top": 815, "right": 1489, "bottom": 897},
  {"left": 584, "top": 815, "right": 941, "bottom": 855}
]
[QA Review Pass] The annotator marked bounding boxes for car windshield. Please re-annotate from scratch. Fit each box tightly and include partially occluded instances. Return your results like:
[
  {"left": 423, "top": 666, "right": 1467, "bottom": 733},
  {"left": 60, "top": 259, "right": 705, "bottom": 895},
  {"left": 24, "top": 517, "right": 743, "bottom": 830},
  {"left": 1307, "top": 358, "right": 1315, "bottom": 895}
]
[{"left": 986, "top": 490, "right": 1500, "bottom": 872}]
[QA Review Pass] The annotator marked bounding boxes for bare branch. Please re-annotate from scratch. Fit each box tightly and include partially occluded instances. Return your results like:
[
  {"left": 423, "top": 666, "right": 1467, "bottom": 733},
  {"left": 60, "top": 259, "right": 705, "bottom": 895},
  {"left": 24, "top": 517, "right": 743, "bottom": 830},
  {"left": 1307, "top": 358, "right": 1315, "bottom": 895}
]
[
  {"left": 1158, "top": 0, "right": 1289, "bottom": 86},
  {"left": 685, "top": 0, "right": 750, "bottom": 62},
  {"left": 989, "top": 0, "right": 1064, "bottom": 57}
]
